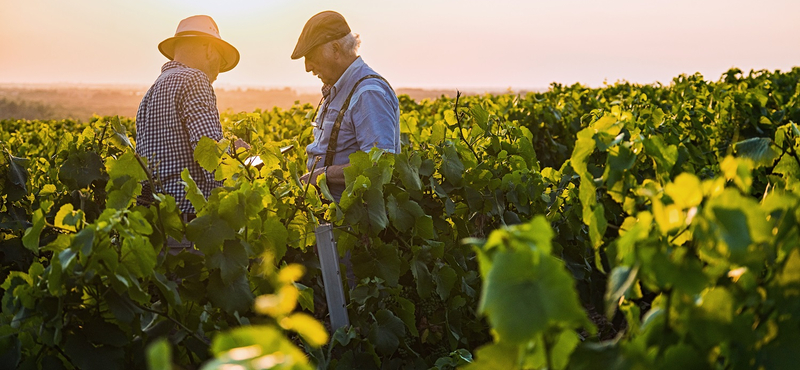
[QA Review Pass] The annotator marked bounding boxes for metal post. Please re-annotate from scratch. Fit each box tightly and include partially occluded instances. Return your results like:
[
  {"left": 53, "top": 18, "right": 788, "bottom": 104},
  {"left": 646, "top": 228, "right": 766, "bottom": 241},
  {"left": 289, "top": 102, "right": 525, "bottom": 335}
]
[{"left": 315, "top": 223, "right": 350, "bottom": 330}]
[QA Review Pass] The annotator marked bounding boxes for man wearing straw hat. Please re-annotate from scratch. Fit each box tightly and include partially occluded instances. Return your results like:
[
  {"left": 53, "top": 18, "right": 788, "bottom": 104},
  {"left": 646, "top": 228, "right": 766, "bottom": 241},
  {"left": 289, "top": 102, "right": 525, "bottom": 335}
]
[
  {"left": 135, "top": 15, "right": 244, "bottom": 251},
  {"left": 294, "top": 11, "right": 400, "bottom": 202}
]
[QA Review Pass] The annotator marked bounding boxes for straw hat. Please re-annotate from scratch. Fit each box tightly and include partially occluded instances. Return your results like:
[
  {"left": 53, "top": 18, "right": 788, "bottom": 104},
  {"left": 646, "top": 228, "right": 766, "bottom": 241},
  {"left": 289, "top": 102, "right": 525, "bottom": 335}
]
[
  {"left": 158, "top": 15, "right": 240, "bottom": 72},
  {"left": 291, "top": 11, "right": 351, "bottom": 60}
]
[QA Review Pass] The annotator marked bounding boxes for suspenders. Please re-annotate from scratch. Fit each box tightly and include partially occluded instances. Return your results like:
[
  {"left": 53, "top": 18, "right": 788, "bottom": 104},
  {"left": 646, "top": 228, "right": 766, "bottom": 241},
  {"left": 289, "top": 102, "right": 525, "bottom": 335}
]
[{"left": 323, "top": 74, "right": 394, "bottom": 167}]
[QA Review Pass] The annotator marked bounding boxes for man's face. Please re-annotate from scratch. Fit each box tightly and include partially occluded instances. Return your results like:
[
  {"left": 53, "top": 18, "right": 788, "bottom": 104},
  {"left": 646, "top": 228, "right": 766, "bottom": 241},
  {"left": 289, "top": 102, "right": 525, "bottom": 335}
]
[{"left": 304, "top": 43, "right": 337, "bottom": 85}]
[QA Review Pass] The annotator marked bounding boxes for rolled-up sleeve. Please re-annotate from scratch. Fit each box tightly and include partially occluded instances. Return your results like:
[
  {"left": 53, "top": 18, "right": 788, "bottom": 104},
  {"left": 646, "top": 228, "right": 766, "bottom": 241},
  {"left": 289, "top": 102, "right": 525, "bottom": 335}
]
[
  {"left": 180, "top": 71, "right": 223, "bottom": 148},
  {"left": 351, "top": 86, "right": 400, "bottom": 153}
]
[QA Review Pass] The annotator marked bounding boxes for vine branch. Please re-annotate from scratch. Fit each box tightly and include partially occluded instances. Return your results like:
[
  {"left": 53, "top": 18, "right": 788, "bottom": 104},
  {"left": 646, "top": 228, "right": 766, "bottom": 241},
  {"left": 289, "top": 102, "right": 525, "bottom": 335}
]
[{"left": 454, "top": 91, "right": 480, "bottom": 162}]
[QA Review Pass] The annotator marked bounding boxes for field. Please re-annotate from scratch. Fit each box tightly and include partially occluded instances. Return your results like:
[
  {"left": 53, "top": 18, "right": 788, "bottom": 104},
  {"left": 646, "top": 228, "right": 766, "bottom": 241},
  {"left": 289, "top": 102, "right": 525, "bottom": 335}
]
[
  {"left": 0, "top": 85, "right": 466, "bottom": 121},
  {"left": 2, "top": 68, "right": 800, "bottom": 369}
]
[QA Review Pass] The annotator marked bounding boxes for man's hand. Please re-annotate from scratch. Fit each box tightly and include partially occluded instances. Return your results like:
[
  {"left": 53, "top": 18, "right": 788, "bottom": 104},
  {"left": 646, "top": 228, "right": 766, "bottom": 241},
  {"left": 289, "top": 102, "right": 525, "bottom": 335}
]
[
  {"left": 233, "top": 138, "right": 251, "bottom": 150},
  {"left": 300, "top": 167, "right": 324, "bottom": 185},
  {"left": 299, "top": 171, "right": 312, "bottom": 185},
  {"left": 300, "top": 164, "right": 346, "bottom": 186}
]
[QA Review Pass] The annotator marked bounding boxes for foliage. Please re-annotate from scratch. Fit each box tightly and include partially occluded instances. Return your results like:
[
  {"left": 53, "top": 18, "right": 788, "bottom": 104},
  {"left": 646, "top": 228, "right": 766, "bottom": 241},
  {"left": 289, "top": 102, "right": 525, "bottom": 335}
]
[{"left": 1, "top": 67, "right": 800, "bottom": 369}]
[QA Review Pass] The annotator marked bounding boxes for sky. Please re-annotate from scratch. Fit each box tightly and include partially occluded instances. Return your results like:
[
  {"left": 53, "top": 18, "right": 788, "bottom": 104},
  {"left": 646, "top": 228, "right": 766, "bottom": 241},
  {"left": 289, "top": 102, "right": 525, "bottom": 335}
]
[{"left": 1, "top": 0, "right": 799, "bottom": 90}]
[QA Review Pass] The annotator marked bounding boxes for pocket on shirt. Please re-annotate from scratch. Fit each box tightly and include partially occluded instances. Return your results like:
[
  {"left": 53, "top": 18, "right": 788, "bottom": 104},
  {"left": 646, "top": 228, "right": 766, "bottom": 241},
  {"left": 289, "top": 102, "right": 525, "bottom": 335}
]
[{"left": 320, "top": 108, "right": 342, "bottom": 136}]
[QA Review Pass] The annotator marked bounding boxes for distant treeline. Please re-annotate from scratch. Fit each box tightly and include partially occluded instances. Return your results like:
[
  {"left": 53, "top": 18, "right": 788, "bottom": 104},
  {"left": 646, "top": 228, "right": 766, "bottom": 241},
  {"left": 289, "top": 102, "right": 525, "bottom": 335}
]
[{"left": 0, "top": 98, "right": 64, "bottom": 120}]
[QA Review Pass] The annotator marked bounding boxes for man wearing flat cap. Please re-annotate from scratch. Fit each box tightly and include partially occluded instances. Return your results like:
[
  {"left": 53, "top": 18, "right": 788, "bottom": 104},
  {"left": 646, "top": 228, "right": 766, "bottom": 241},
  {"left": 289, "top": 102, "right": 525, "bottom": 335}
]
[
  {"left": 136, "top": 15, "right": 245, "bottom": 250},
  {"left": 295, "top": 11, "right": 400, "bottom": 202}
]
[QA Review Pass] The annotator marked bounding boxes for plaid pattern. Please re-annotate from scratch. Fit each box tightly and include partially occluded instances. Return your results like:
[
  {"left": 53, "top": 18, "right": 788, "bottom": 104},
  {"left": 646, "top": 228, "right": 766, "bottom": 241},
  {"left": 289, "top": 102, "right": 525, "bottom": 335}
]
[{"left": 135, "top": 61, "right": 223, "bottom": 214}]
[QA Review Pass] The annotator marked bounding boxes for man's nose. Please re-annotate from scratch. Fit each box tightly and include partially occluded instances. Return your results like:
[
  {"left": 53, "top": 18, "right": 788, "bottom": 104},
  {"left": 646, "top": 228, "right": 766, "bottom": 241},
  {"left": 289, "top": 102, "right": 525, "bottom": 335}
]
[{"left": 305, "top": 58, "right": 313, "bottom": 73}]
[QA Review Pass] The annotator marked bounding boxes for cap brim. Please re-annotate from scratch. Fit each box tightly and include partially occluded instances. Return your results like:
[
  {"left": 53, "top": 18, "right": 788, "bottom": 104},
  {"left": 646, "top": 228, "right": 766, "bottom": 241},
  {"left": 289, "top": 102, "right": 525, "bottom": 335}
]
[{"left": 158, "top": 35, "right": 240, "bottom": 72}]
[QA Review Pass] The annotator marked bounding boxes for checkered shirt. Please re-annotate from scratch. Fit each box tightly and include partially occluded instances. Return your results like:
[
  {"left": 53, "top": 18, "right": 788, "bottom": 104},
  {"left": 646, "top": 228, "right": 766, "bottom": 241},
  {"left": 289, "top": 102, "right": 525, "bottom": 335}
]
[{"left": 135, "top": 61, "right": 223, "bottom": 214}]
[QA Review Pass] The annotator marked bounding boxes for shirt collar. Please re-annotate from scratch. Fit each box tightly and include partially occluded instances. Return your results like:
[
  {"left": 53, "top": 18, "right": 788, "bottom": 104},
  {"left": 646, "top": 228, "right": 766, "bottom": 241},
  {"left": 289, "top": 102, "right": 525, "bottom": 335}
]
[
  {"left": 161, "top": 60, "right": 187, "bottom": 73},
  {"left": 330, "top": 57, "right": 364, "bottom": 97}
]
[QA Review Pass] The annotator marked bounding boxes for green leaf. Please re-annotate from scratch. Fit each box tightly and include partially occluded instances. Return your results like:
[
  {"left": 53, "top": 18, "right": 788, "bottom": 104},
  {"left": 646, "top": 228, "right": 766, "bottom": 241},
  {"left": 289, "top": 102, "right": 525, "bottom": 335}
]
[
  {"left": 659, "top": 344, "right": 706, "bottom": 370},
  {"left": 733, "top": 137, "right": 779, "bottom": 167},
  {"left": 550, "top": 330, "right": 581, "bottom": 370},
  {"left": 411, "top": 259, "right": 434, "bottom": 297},
  {"left": 22, "top": 209, "right": 46, "bottom": 252},
  {"left": 59, "top": 150, "right": 105, "bottom": 190},
  {"left": 430, "top": 121, "right": 446, "bottom": 145},
  {"left": 295, "top": 283, "right": 314, "bottom": 313},
  {"left": 664, "top": 173, "right": 703, "bottom": 209},
  {"left": 387, "top": 194, "right": 414, "bottom": 232},
  {"left": 364, "top": 187, "right": 388, "bottom": 232},
  {"left": 259, "top": 218, "right": 288, "bottom": 260},
  {"left": 441, "top": 144, "right": 465, "bottom": 186},
  {"left": 471, "top": 104, "right": 490, "bottom": 130},
  {"left": 54, "top": 203, "right": 82, "bottom": 232},
  {"left": 205, "top": 326, "right": 311, "bottom": 370},
  {"left": 516, "top": 127, "right": 539, "bottom": 171},
  {"left": 120, "top": 235, "right": 156, "bottom": 278},
  {"left": 6, "top": 154, "right": 29, "bottom": 194},
  {"left": 342, "top": 151, "right": 371, "bottom": 182},
  {"left": 707, "top": 189, "right": 770, "bottom": 265},
  {"left": 434, "top": 264, "right": 457, "bottom": 300},
  {"left": 153, "top": 272, "right": 182, "bottom": 307},
  {"left": 83, "top": 319, "right": 128, "bottom": 347},
  {"left": 207, "top": 270, "right": 254, "bottom": 315},
  {"left": 186, "top": 213, "right": 236, "bottom": 255},
  {"left": 415, "top": 215, "right": 435, "bottom": 240},
  {"left": 207, "top": 240, "right": 248, "bottom": 285},
  {"left": 394, "top": 296, "right": 419, "bottom": 337},
  {"left": 181, "top": 168, "right": 207, "bottom": 211},
  {"left": 0, "top": 334, "right": 21, "bottom": 370},
  {"left": 280, "top": 313, "right": 329, "bottom": 348},
  {"left": 72, "top": 227, "right": 96, "bottom": 258},
  {"left": 102, "top": 290, "right": 142, "bottom": 325},
  {"left": 63, "top": 332, "right": 125, "bottom": 370},
  {"left": 107, "top": 116, "right": 133, "bottom": 150},
  {"left": 774, "top": 153, "right": 800, "bottom": 179},
  {"left": 395, "top": 152, "right": 422, "bottom": 195},
  {"left": 105, "top": 176, "right": 142, "bottom": 210},
  {"left": 106, "top": 151, "right": 148, "bottom": 183},
  {"left": 127, "top": 211, "right": 153, "bottom": 235},
  {"left": 604, "top": 265, "right": 639, "bottom": 318},
  {"left": 588, "top": 204, "right": 607, "bottom": 250},
  {"left": 352, "top": 243, "right": 401, "bottom": 286},
  {"left": 478, "top": 249, "right": 588, "bottom": 344},
  {"left": 194, "top": 136, "right": 227, "bottom": 173},
  {"left": 146, "top": 338, "right": 172, "bottom": 370},
  {"left": 155, "top": 194, "right": 184, "bottom": 241},
  {"left": 643, "top": 136, "right": 678, "bottom": 178},
  {"left": 368, "top": 309, "right": 406, "bottom": 356},
  {"left": 218, "top": 191, "right": 247, "bottom": 231},
  {"left": 462, "top": 342, "right": 519, "bottom": 370},
  {"left": 570, "top": 128, "right": 595, "bottom": 175}
]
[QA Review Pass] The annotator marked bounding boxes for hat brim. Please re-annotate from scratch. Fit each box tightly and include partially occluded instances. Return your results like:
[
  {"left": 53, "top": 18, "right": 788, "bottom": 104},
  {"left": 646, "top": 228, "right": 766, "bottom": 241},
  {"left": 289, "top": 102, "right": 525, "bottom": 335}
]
[
  {"left": 291, "top": 31, "right": 349, "bottom": 60},
  {"left": 158, "top": 35, "right": 240, "bottom": 73}
]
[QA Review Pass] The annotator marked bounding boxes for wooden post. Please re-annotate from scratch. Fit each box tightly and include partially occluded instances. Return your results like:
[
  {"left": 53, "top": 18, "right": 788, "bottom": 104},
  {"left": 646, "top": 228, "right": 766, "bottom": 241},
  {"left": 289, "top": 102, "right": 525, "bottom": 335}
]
[{"left": 315, "top": 223, "right": 350, "bottom": 330}]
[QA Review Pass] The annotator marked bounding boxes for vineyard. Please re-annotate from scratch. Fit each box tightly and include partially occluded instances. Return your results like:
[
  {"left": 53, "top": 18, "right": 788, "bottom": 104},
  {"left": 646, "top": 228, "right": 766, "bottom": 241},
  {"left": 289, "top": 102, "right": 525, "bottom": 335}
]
[{"left": 2, "top": 67, "right": 800, "bottom": 369}]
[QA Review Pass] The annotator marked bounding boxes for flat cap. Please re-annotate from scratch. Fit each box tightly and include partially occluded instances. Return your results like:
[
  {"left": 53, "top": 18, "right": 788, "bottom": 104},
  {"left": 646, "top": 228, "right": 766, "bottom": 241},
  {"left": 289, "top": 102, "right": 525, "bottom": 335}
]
[{"left": 291, "top": 11, "right": 351, "bottom": 60}]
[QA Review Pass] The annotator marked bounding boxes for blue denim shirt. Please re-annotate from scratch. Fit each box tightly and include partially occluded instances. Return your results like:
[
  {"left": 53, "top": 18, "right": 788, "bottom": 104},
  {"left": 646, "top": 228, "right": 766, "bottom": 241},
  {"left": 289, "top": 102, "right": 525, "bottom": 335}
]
[{"left": 306, "top": 57, "right": 400, "bottom": 199}]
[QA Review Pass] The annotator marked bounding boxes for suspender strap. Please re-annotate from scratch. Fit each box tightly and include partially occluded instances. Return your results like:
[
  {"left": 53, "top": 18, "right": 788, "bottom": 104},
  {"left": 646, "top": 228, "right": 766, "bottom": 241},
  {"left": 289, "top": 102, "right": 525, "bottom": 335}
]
[{"left": 324, "top": 74, "right": 394, "bottom": 167}]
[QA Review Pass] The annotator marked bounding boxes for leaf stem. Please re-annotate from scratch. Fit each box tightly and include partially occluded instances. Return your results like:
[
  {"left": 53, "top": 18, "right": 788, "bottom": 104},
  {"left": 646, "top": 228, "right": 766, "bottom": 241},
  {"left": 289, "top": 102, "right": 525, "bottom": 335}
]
[
  {"left": 133, "top": 302, "right": 211, "bottom": 346},
  {"left": 454, "top": 91, "right": 480, "bottom": 162}
]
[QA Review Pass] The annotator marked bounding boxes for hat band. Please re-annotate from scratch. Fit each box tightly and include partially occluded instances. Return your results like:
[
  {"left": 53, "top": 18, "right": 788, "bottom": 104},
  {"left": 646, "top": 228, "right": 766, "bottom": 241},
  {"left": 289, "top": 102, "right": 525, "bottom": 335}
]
[{"left": 175, "top": 30, "right": 220, "bottom": 39}]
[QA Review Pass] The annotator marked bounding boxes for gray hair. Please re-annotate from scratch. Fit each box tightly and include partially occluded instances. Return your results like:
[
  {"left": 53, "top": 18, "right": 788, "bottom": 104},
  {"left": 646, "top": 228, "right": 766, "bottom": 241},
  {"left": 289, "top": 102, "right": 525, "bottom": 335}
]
[{"left": 334, "top": 32, "right": 360, "bottom": 57}]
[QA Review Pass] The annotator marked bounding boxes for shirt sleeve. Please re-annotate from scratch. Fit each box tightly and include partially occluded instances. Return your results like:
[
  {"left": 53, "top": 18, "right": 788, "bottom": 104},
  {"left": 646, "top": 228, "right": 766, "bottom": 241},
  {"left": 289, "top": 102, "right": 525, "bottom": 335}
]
[
  {"left": 179, "top": 71, "right": 223, "bottom": 149},
  {"left": 350, "top": 84, "right": 399, "bottom": 153}
]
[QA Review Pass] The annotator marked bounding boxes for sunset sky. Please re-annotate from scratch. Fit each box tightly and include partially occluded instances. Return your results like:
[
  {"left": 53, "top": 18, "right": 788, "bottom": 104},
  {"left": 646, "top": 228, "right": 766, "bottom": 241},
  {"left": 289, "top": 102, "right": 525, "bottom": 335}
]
[{"left": 1, "top": 0, "right": 799, "bottom": 90}]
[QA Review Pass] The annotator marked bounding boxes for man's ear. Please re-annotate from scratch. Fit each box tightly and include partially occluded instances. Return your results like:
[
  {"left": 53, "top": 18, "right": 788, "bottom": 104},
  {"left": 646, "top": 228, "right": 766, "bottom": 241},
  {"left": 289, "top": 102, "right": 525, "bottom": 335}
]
[{"left": 204, "top": 42, "right": 215, "bottom": 59}]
